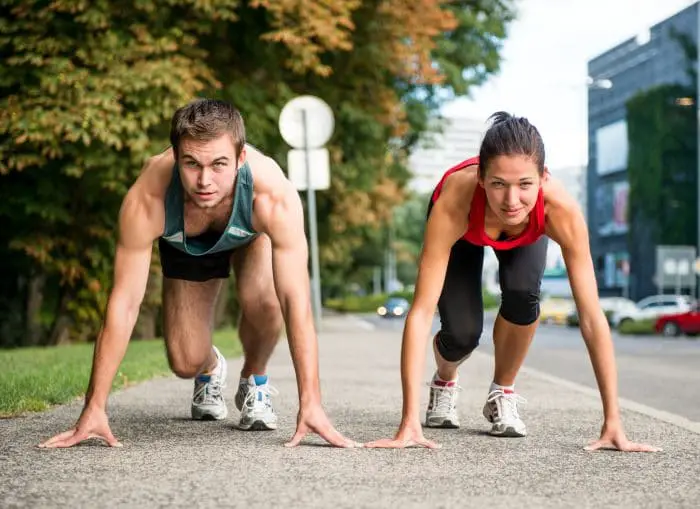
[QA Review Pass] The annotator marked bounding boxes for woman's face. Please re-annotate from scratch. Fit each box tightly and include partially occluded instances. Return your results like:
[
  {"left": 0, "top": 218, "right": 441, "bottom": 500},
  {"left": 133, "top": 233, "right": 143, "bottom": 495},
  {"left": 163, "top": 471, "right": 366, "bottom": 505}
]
[{"left": 480, "top": 155, "right": 543, "bottom": 226}]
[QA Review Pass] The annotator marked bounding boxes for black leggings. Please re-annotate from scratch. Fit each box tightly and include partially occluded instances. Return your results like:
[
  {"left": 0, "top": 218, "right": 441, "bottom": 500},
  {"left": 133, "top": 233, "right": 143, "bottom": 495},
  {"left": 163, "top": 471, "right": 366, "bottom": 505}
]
[{"left": 435, "top": 236, "right": 548, "bottom": 361}]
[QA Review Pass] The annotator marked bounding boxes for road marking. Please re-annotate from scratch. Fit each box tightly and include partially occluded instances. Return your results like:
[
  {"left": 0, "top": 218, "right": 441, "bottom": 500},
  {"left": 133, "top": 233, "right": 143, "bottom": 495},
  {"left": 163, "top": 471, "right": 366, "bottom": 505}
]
[
  {"left": 473, "top": 352, "right": 700, "bottom": 434},
  {"left": 353, "top": 317, "right": 376, "bottom": 331}
]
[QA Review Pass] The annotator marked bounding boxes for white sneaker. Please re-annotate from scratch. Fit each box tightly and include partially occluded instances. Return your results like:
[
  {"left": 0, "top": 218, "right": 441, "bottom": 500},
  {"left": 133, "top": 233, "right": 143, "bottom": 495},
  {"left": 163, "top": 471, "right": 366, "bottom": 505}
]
[
  {"left": 236, "top": 375, "right": 279, "bottom": 431},
  {"left": 191, "top": 346, "right": 228, "bottom": 421},
  {"left": 425, "top": 375, "right": 461, "bottom": 428},
  {"left": 482, "top": 389, "right": 527, "bottom": 437}
]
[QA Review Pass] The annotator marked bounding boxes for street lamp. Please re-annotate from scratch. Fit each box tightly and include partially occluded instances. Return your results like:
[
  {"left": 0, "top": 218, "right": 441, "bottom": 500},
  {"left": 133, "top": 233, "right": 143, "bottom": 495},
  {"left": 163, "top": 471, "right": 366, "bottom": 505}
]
[{"left": 587, "top": 76, "right": 613, "bottom": 90}]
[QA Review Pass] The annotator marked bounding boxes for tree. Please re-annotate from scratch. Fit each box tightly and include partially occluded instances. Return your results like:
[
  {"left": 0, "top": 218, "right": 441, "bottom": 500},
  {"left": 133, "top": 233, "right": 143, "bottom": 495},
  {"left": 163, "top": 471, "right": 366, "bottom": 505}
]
[
  {"left": 0, "top": 0, "right": 516, "bottom": 345},
  {"left": 0, "top": 0, "right": 238, "bottom": 345}
]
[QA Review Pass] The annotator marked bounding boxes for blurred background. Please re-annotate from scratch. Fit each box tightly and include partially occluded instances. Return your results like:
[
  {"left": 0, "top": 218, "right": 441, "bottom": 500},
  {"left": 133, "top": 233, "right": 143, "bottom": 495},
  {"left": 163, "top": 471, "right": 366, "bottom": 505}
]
[{"left": 2, "top": 0, "right": 700, "bottom": 348}]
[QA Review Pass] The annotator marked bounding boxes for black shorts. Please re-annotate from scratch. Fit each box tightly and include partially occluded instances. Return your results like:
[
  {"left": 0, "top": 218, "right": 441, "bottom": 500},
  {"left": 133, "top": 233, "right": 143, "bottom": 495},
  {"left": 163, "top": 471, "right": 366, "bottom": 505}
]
[{"left": 158, "top": 232, "right": 234, "bottom": 282}]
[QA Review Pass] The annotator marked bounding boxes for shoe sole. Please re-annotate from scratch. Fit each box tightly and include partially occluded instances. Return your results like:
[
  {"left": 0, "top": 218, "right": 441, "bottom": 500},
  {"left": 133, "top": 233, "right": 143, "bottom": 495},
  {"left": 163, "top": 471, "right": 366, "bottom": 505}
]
[
  {"left": 239, "top": 420, "right": 278, "bottom": 431},
  {"left": 425, "top": 419, "right": 460, "bottom": 429},
  {"left": 489, "top": 426, "right": 526, "bottom": 438},
  {"left": 192, "top": 407, "right": 228, "bottom": 421}
]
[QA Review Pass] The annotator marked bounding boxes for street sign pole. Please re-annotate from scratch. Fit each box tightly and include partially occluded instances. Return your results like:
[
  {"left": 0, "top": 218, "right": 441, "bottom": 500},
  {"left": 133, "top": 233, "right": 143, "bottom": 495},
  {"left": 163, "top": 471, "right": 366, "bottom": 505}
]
[
  {"left": 279, "top": 95, "right": 334, "bottom": 331},
  {"left": 302, "top": 109, "right": 323, "bottom": 328}
]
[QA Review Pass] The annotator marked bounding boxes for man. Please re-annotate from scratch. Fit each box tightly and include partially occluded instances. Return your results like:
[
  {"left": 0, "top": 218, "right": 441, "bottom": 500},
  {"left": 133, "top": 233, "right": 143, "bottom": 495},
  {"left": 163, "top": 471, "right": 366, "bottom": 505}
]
[{"left": 39, "top": 98, "right": 358, "bottom": 449}]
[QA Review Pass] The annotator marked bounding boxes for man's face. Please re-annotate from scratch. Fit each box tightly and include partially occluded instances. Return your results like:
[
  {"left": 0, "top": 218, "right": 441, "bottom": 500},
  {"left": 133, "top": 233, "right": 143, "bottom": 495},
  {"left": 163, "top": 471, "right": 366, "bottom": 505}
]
[{"left": 177, "top": 134, "right": 245, "bottom": 209}]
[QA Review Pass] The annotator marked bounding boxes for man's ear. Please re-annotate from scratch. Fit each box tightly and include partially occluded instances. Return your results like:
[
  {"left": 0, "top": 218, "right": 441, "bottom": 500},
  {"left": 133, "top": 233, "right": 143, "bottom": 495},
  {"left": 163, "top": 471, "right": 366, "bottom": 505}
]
[{"left": 238, "top": 145, "right": 247, "bottom": 167}]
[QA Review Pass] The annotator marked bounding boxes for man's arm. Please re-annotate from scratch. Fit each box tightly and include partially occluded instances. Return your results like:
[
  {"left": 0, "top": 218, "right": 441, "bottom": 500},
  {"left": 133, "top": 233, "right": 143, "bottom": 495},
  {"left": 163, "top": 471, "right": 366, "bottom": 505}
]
[
  {"left": 255, "top": 164, "right": 358, "bottom": 447},
  {"left": 262, "top": 182, "right": 319, "bottom": 405},
  {"left": 84, "top": 194, "right": 156, "bottom": 409},
  {"left": 39, "top": 168, "right": 163, "bottom": 448}
]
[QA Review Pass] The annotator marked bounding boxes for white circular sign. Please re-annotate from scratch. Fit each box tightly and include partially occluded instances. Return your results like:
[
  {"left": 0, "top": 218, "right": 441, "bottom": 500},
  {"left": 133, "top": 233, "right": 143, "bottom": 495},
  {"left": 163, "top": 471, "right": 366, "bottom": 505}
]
[{"left": 279, "top": 95, "right": 334, "bottom": 149}]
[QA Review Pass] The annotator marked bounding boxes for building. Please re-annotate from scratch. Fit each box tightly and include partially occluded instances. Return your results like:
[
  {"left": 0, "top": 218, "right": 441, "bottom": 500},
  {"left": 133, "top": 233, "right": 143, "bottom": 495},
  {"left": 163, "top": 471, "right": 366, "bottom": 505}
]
[
  {"left": 553, "top": 165, "right": 587, "bottom": 221},
  {"left": 407, "top": 114, "right": 485, "bottom": 195},
  {"left": 586, "top": 2, "right": 698, "bottom": 300}
]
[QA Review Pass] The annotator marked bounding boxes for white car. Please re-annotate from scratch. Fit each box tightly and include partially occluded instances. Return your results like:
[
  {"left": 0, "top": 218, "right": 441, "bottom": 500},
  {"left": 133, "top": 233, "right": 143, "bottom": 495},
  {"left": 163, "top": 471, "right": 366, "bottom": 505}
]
[{"left": 610, "top": 294, "right": 695, "bottom": 328}]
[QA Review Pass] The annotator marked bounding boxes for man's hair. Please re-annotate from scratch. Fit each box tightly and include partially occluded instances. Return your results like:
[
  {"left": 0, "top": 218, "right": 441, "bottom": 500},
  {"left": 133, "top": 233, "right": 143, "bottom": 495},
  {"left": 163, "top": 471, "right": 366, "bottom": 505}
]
[
  {"left": 478, "top": 111, "right": 545, "bottom": 179},
  {"left": 170, "top": 98, "right": 246, "bottom": 159}
]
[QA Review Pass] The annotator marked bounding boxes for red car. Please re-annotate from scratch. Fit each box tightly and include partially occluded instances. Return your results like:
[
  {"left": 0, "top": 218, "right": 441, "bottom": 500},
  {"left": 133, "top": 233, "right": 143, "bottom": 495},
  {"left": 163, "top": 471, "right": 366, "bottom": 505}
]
[{"left": 655, "top": 305, "right": 700, "bottom": 337}]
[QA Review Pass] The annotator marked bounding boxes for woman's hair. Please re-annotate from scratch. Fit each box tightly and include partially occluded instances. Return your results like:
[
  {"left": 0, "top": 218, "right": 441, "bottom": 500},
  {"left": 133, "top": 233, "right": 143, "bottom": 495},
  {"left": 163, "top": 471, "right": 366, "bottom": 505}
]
[{"left": 478, "top": 111, "right": 545, "bottom": 178}]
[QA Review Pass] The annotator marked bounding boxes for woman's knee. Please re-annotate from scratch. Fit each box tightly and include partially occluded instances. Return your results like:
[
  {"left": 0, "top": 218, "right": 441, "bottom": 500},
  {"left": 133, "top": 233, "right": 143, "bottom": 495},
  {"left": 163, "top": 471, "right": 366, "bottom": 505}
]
[
  {"left": 499, "top": 289, "right": 541, "bottom": 326},
  {"left": 435, "top": 327, "right": 482, "bottom": 362}
]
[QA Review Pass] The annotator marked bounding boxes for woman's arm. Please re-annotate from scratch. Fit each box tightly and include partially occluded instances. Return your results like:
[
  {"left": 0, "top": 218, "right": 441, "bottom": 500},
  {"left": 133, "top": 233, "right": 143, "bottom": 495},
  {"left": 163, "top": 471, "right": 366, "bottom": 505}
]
[
  {"left": 367, "top": 169, "right": 476, "bottom": 449},
  {"left": 545, "top": 181, "right": 660, "bottom": 452}
]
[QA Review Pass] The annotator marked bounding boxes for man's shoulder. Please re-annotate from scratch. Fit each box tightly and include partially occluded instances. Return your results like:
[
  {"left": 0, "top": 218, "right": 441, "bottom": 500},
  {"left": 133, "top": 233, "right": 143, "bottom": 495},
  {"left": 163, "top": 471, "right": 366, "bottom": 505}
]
[{"left": 245, "top": 145, "right": 288, "bottom": 195}]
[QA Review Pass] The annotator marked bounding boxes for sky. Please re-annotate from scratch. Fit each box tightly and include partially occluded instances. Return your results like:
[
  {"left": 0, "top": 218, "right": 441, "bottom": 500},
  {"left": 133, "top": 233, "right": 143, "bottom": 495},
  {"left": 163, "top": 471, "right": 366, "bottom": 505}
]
[{"left": 444, "top": 0, "right": 699, "bottom": 170}]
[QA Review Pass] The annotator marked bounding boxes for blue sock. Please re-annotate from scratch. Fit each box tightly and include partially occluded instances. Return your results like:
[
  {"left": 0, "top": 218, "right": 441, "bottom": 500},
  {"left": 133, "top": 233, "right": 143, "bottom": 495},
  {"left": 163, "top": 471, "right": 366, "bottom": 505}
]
[{"left": 253, "top": 374, "right": 268, "bottom": 386}]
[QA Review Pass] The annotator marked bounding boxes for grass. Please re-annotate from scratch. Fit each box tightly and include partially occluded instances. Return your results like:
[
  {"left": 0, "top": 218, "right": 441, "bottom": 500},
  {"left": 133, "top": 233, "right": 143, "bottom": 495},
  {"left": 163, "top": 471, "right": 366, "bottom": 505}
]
[{"left": 0, "top": 328, "right": 241, "bottom": 418}]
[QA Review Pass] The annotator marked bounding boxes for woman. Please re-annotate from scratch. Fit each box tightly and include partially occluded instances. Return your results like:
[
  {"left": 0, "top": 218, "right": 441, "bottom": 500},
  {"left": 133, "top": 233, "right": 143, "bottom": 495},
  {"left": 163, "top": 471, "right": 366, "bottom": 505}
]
[{"left": 367, "top": 112, "right": 659, "bottom": 452}]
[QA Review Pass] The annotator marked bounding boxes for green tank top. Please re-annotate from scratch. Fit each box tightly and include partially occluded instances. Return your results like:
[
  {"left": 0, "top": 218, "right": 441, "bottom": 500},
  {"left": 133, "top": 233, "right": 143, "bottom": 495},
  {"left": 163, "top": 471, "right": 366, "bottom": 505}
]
[{"left": 160, "top": 162, "right": 258, "bottom": 255}]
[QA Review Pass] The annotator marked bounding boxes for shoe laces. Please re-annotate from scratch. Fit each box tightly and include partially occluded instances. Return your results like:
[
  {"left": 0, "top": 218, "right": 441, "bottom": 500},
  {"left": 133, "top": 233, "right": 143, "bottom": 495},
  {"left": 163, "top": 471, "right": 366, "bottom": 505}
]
[
  {"left": 427, "top": 381, "right": 462, "bottom": 415},
  {"left": 486, "top": 389, "right": 527, "bottom": 421},
  {"left": 242, "top": 382, "right": 279, "bottom": 411},
  {"left": 193, "top": 374, "right": 225, "bottom": 405}
]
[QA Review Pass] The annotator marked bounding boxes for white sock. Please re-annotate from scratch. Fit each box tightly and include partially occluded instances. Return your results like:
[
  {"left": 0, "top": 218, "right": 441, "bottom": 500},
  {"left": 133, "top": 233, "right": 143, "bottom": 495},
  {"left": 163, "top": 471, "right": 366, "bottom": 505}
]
[
  {"left": 490, "top": 381, "right": 514, "bottom": 393},
  {"left": 433, "top": 371, "right": 458, "bottom": 383}
]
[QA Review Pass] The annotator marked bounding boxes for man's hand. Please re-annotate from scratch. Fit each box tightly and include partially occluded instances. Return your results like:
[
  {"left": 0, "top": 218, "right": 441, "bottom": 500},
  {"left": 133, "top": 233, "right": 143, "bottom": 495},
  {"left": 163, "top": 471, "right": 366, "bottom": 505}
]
[
  {"left": 284, "top": 403, "right": 362, "bottom": 448},
  {"left": 584, "top": 420, "right": 661, "bottom": 452},
  {"left": 364, "top": 420, "right": 440, "bottom": 450},
  {"left": 38, "top": 406, "right": 122, "bottom": 449}
]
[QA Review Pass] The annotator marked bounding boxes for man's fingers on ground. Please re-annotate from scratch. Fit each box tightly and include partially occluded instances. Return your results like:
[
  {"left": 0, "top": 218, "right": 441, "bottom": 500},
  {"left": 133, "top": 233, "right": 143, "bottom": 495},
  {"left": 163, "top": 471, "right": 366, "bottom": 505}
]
[
  {"left": 38, "top": 429, "right": 77, "bottom": 448},
  {"left": 583, "top": 440, "right": 609, "bottom": 451},
  {"left": 49, "top": 432, "right": 90, "bottom": 449},
  {"left": 104, "top": 431, "right": 123, "bottom": 448}
]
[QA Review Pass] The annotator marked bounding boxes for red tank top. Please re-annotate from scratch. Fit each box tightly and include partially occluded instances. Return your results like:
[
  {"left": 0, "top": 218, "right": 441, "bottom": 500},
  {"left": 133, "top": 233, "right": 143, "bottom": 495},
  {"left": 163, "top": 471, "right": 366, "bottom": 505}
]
[{"left": 431, "top": 156, "right": 546, "bottom": 250}]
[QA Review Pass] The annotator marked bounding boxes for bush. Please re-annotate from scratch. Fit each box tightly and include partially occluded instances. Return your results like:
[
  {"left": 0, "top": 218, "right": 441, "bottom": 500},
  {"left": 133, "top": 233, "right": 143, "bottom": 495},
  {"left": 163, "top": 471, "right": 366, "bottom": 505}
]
[
  {"left": 618, "top": 319, "right": 657, "bottom": 335},
  {"left": 324, "top": 290, "right": 499, "bottom": 313}
]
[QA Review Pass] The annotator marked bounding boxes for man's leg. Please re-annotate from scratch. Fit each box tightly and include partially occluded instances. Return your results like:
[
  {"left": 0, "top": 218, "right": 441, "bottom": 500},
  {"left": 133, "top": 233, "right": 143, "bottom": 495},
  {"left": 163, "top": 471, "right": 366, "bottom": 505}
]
[
  {"left": 484, "top": 235, "right": 548, "bottom": 437},
  {"left": 162, "top": 276, "right": 229, "bottom": 420},
  {"left": 231, "top": 234, "right": 284, "bottom": 430}
]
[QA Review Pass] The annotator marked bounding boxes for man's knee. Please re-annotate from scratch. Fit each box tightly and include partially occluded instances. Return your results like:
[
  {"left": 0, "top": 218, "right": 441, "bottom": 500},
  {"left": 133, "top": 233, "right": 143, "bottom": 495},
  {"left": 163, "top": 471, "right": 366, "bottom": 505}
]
[
  {"left": 166, "top": 340, "right": 210, "bottom": 378},
  {"left": 499, "top": 289, "right": 540, "bottom": 326},
  {"left": 435, "top": 327, "right": 482, "bottom": 362}
]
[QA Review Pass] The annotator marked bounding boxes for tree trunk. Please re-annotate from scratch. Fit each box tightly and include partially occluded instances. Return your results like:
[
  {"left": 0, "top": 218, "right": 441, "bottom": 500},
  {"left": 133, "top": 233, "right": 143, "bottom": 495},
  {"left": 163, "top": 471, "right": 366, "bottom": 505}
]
[
  {"left": 47, "top": 292, "right": 73, "bottom": 346},
  {"left": 25, "top": 273, "right": 46, "bottom": 346}
]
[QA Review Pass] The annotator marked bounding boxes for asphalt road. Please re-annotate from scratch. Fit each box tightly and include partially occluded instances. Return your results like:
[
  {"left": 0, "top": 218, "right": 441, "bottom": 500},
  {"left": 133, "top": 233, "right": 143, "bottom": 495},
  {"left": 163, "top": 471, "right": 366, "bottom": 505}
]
[
  {"left": 1, "top": 313, "right": 699, "bottom": 508},
  {"left": 362, "top": 313, "right": 700, "bottom": 422}
]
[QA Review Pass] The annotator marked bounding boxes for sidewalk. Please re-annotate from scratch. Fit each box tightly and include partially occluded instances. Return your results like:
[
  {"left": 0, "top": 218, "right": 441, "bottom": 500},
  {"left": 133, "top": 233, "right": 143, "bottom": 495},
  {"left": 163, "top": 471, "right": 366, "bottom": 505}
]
[{"left": 1, "top": 314, "right": 699, "bottom": 508}]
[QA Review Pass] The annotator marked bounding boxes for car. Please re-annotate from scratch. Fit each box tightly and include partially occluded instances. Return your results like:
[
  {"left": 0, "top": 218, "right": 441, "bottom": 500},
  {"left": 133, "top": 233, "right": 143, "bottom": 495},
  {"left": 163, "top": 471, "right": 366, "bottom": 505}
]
[
  {"left": 610, "top": 294, "right": 694, "bottom": 329},
  {"left": 565, "top": 296, "right": 635, "bottom": 327},
  {"left": 655, "top": 304, "right": 700, "bottom": 337},
  {"left": 377, "top": 297, "right": 410, "bottom": 318},
  {"left": 539, "top": 297, "right": 575, "bottom": 325}
]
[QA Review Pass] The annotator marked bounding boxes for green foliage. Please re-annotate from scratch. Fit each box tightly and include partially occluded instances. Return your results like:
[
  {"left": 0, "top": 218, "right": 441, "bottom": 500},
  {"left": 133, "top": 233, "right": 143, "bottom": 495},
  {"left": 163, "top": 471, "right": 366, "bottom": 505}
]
[
  {"left": 0, "top": 0, "right": 237, "bottom": 344},
  {"left": 626, "top": 84, "right": 697, "bottom": 248},
  {"left": 617, "top": 319, "right": 656, "bottom": 335},
  {"left": 0, "top": 1, "right": 516, "bottom": 346},
  {"left": 325, "top": 289, "right": 499, "bottom": 313}
]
